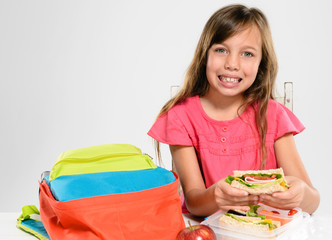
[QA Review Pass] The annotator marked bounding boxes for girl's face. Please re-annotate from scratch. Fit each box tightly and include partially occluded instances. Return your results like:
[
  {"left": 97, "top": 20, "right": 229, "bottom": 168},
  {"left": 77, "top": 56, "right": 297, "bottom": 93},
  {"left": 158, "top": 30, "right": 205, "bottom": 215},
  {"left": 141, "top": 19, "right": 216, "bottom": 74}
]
[{"left": 205, "top": 25, "right": 262, "bottom": 101}]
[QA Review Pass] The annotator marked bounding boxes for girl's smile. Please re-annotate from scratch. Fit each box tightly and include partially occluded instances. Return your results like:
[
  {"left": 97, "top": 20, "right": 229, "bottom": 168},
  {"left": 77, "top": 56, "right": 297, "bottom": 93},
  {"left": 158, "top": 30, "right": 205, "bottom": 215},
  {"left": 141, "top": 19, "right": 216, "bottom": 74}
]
[
  {"left": 205, "top": 25, "right": 262, "bottom": 101},
  {"left": 218, "top": 75, "right": 242, "bottom": 88}
]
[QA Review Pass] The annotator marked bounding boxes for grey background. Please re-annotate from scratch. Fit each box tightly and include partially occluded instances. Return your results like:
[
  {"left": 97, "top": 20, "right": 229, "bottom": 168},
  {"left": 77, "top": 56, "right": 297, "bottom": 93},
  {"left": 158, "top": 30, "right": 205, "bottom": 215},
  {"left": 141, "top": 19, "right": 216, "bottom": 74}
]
[{"left": 1, "top": 0, "right": 331, "bottom": 215}]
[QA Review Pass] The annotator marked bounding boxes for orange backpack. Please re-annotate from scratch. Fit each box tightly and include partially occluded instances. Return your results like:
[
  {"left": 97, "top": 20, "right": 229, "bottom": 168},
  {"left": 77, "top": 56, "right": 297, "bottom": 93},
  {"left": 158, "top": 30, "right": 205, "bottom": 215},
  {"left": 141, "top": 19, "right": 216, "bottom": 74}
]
[{"left": 38, "top": 144, "right": 184, "bottom": 240}]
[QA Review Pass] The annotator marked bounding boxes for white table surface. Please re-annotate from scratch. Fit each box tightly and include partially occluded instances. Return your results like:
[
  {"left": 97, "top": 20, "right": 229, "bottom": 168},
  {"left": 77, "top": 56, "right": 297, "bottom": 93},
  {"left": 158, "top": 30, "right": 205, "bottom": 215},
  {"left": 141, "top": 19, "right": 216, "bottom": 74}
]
[{"left": 1, "top": 212, "right": 330, "bottom": 240}]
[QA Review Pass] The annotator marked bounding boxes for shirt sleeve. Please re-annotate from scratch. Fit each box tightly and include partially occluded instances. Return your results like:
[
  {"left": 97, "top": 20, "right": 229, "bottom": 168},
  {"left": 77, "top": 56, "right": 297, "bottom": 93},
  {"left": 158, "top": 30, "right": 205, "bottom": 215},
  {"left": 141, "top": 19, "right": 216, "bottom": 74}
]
[
  {"left": 147, "top": 108, "right": 193, "bottom": 146},
  {"left": 274, "top": 103, "right": 305, "bottom": 140}
]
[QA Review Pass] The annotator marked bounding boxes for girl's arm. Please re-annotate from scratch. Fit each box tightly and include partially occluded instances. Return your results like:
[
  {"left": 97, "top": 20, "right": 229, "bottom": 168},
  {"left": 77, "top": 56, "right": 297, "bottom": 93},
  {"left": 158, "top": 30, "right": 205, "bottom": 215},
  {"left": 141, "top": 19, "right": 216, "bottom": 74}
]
[
  {"left": 170, "top": 145, "right": 259, "bottom": 217},
  {"left": 259, "top": 133, "right": 320, "bottom": 214}
]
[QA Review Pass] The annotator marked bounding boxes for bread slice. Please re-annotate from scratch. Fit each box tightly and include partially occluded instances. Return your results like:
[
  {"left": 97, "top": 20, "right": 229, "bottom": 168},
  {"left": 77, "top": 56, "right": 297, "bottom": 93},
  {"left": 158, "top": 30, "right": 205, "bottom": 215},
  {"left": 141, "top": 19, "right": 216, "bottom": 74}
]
[
  {"left": 219, "top": 214, "right": 281, "bottom": 232},
  {"left": 230, "top": 180, "right": 287, "bottom": 195},
  {"left": 233, "top": 168, "right": 285, "bottom": 177}
]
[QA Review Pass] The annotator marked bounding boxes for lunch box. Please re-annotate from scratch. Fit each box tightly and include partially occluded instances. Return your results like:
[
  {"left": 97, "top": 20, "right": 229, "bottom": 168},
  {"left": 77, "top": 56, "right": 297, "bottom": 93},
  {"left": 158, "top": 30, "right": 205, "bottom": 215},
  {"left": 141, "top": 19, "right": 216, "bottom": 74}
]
[{"left": 201, "top": 203, "right": 310, "bottom": 239}]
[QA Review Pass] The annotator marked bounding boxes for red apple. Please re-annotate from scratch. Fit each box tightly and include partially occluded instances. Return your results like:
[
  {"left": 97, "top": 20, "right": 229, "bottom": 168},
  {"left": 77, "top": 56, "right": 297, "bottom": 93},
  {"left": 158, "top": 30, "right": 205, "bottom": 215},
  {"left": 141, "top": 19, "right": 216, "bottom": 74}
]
[{"left": 176, "top": 221, "right": 217, "bottom": 240}]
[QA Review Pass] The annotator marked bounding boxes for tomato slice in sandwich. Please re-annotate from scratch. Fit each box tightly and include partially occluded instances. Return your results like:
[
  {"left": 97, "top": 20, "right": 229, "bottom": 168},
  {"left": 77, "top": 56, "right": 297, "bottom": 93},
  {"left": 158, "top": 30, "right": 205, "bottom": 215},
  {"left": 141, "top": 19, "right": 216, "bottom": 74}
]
[
  {"left": 243, "top": 174, "right": 277, "bottom": 184},
  {"left": 243, "top": 174, "right": 277, "bottom": 181}
]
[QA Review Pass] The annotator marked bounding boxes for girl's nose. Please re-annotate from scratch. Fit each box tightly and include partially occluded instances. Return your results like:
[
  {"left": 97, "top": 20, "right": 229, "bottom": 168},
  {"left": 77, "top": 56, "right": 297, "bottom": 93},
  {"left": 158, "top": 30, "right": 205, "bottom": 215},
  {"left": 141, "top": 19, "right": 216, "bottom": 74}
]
[{"left": 224, "top": 53, "right": 239, "bottom": 71}]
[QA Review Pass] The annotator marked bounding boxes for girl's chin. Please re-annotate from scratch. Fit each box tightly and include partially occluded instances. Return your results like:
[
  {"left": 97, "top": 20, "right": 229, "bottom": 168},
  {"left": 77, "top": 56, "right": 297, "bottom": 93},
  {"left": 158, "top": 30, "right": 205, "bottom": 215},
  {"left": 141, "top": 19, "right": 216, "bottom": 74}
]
[{"left": 208, "top": 88, "right": 244, "bottom": 100}]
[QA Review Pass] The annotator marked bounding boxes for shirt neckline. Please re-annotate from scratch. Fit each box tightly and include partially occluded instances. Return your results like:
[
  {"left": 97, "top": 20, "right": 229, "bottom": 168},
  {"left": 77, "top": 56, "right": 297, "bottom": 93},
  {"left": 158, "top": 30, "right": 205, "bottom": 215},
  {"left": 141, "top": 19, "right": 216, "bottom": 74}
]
[{"left": 194, "top": 95, "right": 248, "bottom": 125}]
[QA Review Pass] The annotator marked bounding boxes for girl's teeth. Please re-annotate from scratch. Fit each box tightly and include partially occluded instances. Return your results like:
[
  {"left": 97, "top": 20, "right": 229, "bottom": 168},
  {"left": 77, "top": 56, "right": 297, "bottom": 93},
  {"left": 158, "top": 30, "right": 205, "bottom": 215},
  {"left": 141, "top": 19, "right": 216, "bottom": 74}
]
[{"left": 221, "top": 77, "right": 240, "bottom": 83}]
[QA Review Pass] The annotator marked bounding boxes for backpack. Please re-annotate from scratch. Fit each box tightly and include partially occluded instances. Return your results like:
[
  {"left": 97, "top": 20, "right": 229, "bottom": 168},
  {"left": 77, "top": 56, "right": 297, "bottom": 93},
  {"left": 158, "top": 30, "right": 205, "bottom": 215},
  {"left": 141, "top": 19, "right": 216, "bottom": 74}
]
[{"left": 18, "top": 144, "right": 185, "bottom": 240}]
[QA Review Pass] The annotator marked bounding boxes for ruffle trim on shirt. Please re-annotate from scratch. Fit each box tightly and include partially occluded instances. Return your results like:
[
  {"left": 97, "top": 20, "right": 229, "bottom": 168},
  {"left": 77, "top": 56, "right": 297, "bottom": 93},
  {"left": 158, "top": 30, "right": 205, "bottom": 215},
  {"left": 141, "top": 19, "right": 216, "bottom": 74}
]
[
  {"left": 273, "top": 101, "right": 305, "bottom": 140},
  {"left": 147, "top": 107, "right": 193, "bottom": 146}
]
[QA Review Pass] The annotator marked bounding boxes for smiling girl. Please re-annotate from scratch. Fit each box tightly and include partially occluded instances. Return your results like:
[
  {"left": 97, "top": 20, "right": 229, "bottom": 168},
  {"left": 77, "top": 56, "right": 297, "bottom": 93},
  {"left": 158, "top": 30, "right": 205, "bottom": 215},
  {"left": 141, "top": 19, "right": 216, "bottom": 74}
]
[{"left": 148, "top": 4, "right": 320, "bottom": 217}]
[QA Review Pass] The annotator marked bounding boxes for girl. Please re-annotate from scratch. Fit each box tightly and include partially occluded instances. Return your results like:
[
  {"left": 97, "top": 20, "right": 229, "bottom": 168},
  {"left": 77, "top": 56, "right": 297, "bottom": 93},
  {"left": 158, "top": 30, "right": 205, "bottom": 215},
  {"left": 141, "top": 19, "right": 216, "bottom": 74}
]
[{"left": 148, "top": 4, "right": 320, "bottom": 217}]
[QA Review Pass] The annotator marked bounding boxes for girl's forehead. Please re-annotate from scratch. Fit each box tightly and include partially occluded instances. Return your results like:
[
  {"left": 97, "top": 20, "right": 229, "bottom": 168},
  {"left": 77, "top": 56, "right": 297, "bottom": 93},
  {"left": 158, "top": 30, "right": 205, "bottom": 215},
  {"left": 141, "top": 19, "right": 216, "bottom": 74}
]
[{"left": 217, "top": 25, "right": 262, "bottom": 48}]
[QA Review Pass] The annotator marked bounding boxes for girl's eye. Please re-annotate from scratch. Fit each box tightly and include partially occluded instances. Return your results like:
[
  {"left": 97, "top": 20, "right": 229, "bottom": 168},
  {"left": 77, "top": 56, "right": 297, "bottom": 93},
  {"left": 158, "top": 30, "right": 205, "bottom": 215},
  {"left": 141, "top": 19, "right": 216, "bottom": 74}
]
[
  {"left": 216, "top": 48, "right": 227, "bottom": 53},
  {"left": 242, "top": 52, "right": 253, "bottom": 57}
]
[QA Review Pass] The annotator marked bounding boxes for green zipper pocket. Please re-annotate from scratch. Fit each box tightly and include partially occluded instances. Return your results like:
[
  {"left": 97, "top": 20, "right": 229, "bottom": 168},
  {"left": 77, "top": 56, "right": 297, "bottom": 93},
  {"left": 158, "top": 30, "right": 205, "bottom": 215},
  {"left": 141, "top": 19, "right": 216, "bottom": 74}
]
[{"left": 49, "top": 144, "right": 156, "bottom": 181}]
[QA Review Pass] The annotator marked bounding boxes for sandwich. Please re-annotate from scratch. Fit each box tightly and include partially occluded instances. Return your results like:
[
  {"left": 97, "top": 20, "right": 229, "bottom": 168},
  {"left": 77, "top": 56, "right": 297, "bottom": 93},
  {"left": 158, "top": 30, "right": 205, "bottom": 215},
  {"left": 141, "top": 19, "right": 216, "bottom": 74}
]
[
  {"left": 225, "top": 168, "right": 289, "bottom": 195},
  {"left": 219, "top": 205, "right": 281, "bottom": 231}
]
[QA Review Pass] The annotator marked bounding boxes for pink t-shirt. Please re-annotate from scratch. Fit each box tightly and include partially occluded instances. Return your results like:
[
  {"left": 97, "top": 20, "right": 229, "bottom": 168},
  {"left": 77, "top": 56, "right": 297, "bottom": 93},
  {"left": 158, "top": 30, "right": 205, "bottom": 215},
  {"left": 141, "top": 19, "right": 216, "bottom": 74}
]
[{"left": 148, "top": 95, "right": 304, "bottom": 189}]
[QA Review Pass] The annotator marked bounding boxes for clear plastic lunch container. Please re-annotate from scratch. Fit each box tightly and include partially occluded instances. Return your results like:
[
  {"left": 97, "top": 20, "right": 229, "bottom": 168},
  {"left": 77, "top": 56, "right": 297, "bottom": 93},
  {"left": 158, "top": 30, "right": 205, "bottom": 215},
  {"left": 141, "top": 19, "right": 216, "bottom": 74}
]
[{"left": 201, "top": 203, "right": 310, "bottom": 240}]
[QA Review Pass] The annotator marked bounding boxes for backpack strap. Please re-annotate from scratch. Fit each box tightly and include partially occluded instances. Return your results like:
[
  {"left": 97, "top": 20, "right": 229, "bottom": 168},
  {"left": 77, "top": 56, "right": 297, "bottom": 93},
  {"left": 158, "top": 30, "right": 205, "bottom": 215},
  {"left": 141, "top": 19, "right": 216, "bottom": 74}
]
[{"left": 17, "top": 205, "right": 50, "bottom": 240}]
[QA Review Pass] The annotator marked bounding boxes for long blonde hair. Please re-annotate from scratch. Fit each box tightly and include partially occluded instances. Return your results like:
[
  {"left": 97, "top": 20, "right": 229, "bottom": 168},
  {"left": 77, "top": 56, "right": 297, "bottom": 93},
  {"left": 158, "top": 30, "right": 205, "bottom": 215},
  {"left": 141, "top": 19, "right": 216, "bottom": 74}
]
[{"left": 155, "top": 4, "right": 278, "bottom": 169}]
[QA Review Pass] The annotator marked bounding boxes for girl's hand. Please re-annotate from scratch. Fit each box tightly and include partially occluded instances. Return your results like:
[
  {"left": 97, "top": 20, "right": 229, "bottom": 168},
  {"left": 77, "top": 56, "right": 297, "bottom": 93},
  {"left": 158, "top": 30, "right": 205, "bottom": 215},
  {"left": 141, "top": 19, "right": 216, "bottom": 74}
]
[
  {"left": 259, "top": 176, "right": 305, "bottom": 210},
  {"left": 214, "top": 178, "right": 259, "bottom": 212}
]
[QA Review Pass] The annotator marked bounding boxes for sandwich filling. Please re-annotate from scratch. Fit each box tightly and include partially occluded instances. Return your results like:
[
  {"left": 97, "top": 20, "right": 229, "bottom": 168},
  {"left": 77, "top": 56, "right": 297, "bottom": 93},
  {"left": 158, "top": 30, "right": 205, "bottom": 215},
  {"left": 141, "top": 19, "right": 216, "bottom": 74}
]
[
  {"left": 224, "top": 213, "right": 279, "bottom": 230},
  {"left": 226, "top": 173, "right": 289, "bottom": 188},
  {"left": 220, "top": 205, "right": 281, "bottom": 231}
]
